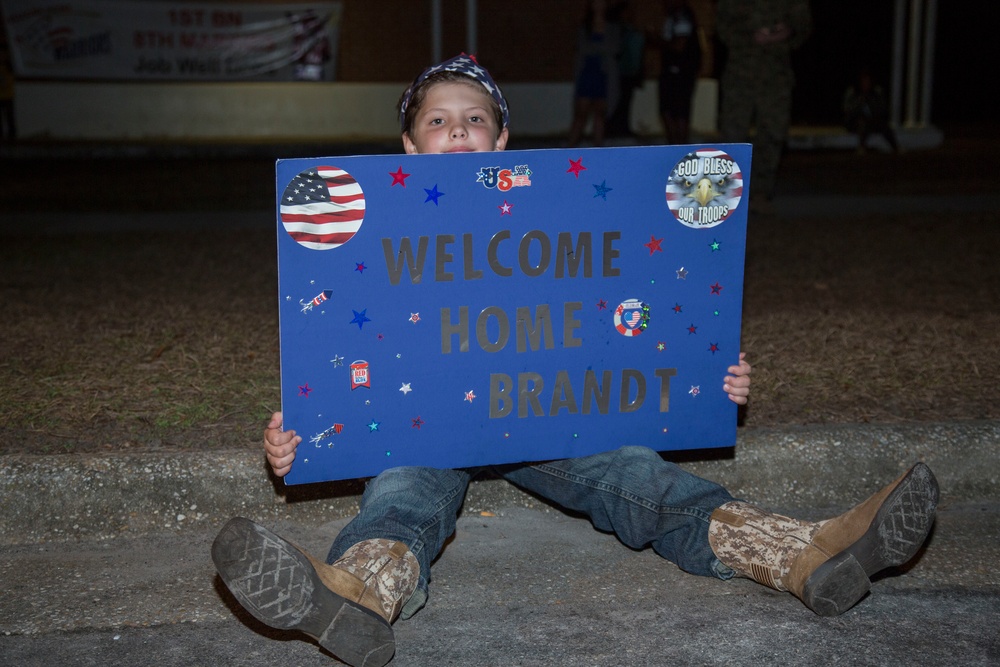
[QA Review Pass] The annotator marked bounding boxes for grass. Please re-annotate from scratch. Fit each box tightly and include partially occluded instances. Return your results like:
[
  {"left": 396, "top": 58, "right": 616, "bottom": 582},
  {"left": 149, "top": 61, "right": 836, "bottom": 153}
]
[{"left": 1, "top": 230, "right": 279, "bottom": 453}]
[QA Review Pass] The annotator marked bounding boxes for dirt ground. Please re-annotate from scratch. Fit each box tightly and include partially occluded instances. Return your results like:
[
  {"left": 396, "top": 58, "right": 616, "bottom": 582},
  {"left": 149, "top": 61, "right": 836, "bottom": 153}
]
[{"left": 1, "top": 123, "right": 998, "bottom": 455}]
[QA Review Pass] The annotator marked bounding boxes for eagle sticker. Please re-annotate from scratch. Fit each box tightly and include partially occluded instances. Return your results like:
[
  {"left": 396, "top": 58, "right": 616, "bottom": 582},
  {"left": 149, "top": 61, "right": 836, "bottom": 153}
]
[{"left": 665, "top": 149, "right": 744, "bottom": 229}]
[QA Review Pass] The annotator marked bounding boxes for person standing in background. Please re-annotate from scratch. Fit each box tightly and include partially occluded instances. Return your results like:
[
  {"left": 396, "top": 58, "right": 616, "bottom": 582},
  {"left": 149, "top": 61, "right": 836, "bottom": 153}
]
[
  {"left": 606, "top": 1, "right": 646, "bottom": 139},
  {"left": 654, "top": 0, "right": 702, "bottom": 144},
  {"left": 568, "top": 0, "right": 621, "bottom": 147},
  {"left": 843, "top": 65, "right": 901, "bottom": 155},
  {"left": 717, "top": 0, "right": 812, "bottom": 209}
]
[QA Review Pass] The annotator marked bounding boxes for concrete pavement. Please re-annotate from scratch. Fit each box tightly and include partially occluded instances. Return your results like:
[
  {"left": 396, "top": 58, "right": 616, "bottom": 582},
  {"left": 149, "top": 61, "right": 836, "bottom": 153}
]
[
  {"left": 2, "top": 420, "right": 999, "bottom": 666},
  {"left": 3, "top": 420, "right": 999, "bottom": 544},
  {"left": 1, "top": 503, "right": 997, "bottom": 666}
]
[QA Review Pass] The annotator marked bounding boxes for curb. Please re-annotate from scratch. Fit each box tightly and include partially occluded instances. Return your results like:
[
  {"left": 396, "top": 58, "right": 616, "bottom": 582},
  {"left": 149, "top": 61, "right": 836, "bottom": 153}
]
[{"left": 3, "top": 420, "right": 996, "bottom": 544}]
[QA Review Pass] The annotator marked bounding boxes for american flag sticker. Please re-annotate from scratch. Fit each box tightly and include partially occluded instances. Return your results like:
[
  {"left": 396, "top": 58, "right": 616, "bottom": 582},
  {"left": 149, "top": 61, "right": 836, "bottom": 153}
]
[{"left": 280, "top": 166, "right": 366, "bottom": 250}]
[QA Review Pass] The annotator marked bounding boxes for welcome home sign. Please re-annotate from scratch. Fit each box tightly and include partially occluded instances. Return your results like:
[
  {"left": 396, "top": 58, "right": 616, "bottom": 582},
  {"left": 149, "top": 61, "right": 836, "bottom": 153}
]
[{"left": 276, "top": 144, "right": 750, "bottom": 484}]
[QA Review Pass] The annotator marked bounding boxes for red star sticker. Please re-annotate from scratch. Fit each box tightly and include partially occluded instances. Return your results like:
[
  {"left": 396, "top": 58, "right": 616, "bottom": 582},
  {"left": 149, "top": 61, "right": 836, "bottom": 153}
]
[
  {"left": 708, "top": 343, "right": 720, "bottom": 354},
  {"left": 411, "top": 416, "right": 424, "bottom": 429},
  {"left": 597, "top": 299, "right": 608, "bottom": 310},
  {"left": 710, "top": 282, "right": 723, "bottom": 295},
  {"left": 356, "top": 262, "right": 367, "bottom": 273},
  {"left": 673, "top": 303, "right": 683, "bottom": 314},
  {"left": 298, "top": 383, "right": 312, "bottom": 397},
  {"left": 567, "top": 158, "right": 587, "bottom": 178},
  {"left": 390, "top": 166, "right": 410, "bottom": 187},
  {"left": 498, "top": 200, "right": 513, "bottom": 216},
  {"left": 688, "top": 324, "right": 697, "bottom": 334},
  {"left": 644, "top": 235, "right": 664, "bottom": 255}
]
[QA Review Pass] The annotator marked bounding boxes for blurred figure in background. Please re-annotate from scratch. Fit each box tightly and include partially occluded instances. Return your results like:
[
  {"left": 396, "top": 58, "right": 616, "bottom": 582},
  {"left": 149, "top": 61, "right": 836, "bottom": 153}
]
[
  {"left": 843, "top": 66, "right": 901, "bottom": 154},
  {"left": 606, "top": 1, "right": 646, "bottom": 139},
  {"left": 568, "top": 0, "right": 621, "bottom": 147},
  {"left": 717, "top": 0, "right": 812, "bottom": 209},
  {"left": 654, "top": 0, "right": 701, "bottom": 144}
]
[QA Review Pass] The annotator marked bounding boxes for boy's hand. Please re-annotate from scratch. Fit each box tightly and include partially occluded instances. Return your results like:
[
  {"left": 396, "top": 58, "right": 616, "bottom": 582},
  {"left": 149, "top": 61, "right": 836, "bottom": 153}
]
[
  {"left": 723, "top": 352, "right": 751, "bottom": 405},
  {"left": 264, "top": 411, "right": 301, "bottom": 477}
]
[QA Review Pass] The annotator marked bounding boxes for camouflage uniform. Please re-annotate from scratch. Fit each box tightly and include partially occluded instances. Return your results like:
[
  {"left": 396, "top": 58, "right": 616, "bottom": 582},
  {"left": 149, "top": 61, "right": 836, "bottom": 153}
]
[{"left": 717, "top": 0, "right": 812, "bottom": 201}]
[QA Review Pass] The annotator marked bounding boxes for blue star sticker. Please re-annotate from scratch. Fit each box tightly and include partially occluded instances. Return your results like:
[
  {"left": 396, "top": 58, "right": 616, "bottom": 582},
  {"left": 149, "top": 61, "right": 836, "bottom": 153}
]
[
  {"left": 367, "top": 419, "right": 381, "bottom": 432},
  {"left": 593, "top": 180, "right": 612, "bottom": 200},
  {"left": 350, "top": 309, "right": 371, "bottom": 329},
  {"left": 424, "top": 184, "right": 444, "bottom": 205}
]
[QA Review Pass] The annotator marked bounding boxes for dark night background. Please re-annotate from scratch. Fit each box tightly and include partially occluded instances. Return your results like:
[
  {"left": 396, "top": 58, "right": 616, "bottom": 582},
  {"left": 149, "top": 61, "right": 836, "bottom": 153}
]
[{"left": 786, "top": 1, "right": 987, "bottom": 126}]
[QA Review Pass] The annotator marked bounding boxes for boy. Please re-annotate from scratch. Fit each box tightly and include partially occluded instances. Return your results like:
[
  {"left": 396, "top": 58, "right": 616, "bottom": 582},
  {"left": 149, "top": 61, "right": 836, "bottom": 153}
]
[{"left": 212, "top": 55, "right": 938, "bottom": 667}]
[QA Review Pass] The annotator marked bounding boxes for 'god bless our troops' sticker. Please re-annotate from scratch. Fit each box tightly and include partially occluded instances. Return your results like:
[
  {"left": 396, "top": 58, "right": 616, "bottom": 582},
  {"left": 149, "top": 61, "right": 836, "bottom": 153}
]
[{"left": 665, "top": 148, "right": 744, "bottom": 229}]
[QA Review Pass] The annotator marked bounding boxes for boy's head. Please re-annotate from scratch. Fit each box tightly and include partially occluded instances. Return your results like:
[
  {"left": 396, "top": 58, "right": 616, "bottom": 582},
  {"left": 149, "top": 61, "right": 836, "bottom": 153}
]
[{"left": 398, "top": 54, "right": 509, "bottom": 155}]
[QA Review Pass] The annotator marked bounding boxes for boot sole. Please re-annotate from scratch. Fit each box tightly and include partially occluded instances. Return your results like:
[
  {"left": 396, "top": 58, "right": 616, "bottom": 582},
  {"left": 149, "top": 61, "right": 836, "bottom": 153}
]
[
  {"left": 845, "top": 462, "right": 939, "bottom": 576},
  {"left": 211, "top": 517, "right": 395, "bottom": 667},
  {"left": 802, "top": 462, "right": 939, "bottom": 616}
]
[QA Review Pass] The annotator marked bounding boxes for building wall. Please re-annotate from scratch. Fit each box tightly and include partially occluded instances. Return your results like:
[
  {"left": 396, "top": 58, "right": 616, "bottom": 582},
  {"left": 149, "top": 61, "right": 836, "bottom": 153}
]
[
  {"left": 14, "top": 77, "right": 719, "bottom": 141},
  {"left": 332, "top": 0, "right": 718, "bottom": 83},
  {"left": 10, "top": 0, "right": 725, "bottom": 141}
]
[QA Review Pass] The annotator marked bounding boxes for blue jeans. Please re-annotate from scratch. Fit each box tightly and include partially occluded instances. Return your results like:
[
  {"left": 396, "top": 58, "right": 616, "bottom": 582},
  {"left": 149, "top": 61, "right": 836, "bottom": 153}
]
[{"left": 326, "top": 445, "right": 737, "bottom": 618}]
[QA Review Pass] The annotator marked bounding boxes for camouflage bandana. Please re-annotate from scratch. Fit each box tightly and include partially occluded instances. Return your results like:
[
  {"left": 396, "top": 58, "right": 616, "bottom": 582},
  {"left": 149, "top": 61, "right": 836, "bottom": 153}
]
[{"left": 398, "top": 53, "right": 509, "bottom": 130}]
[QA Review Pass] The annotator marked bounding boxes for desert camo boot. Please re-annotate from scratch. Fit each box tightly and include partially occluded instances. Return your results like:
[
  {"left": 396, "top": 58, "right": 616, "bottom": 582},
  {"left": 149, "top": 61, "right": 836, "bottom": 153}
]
[
  {"left": 708, "top": 462, "right": 939, "bottom": 616},
  {"left": 212, "top": 517, "right": 419, "bottom": 667}
]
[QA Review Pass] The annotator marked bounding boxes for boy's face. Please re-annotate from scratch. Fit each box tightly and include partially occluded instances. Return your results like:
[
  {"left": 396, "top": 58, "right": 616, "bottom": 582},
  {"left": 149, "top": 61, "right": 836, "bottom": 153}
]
[{"left": 402, "top": 81, "right": 508, "bottom": 155}]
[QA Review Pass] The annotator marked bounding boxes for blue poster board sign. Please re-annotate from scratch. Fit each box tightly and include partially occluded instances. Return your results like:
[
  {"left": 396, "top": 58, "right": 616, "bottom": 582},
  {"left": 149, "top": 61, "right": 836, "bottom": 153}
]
[{"left": 276, "top": 144, "right": 751, "bottom": 484}]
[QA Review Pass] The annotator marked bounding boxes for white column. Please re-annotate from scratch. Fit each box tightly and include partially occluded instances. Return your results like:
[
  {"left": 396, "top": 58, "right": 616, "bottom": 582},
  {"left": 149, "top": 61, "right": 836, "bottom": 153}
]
[
  {"left": 891, "top": 0, "right": 906, "bottom": 129},
  {"left": 905, "top": 0, "right": 923, "bottom": 127},
  {"left": 431, "top": 0, "right": 442, "bottom": 64},
  {"left": 920, "top": 0, "right": 938, "bottom": 125},
  {"left": 466, "top": 0, "right": 478, "bottom": 55}
]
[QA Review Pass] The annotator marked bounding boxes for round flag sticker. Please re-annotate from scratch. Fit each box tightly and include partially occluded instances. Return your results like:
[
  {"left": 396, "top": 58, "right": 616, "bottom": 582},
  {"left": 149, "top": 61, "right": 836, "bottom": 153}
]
[
  {"left": 281, "top": 166, "right": 365, "bottom": 250},
  {"left": 665, "top": 149, "right": 743, "bottom": 229},
  {"left": 614, "top": 299, "right": 649, "bottom": 337}
]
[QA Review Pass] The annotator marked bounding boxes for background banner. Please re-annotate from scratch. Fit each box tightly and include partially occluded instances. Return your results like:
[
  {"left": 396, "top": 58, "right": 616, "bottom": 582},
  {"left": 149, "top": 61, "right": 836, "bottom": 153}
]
[
  {"left": 1, "top": 0, "right": 342, "bottom": 80},
  {"left": 276, "top": 144, "right": 751, "bottom": 484}
]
